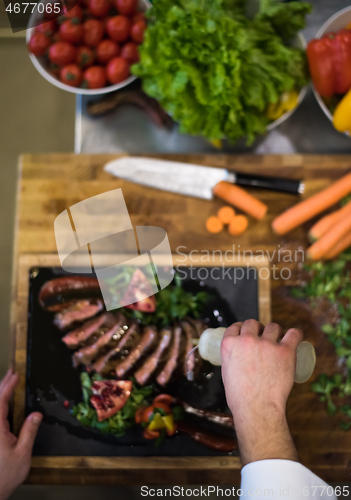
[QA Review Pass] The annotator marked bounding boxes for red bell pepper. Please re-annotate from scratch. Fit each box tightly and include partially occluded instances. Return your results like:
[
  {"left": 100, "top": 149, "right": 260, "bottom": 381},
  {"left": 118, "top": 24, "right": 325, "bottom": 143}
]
[{"left": 307, "top": 30, "right": 351, "bottom": 97}]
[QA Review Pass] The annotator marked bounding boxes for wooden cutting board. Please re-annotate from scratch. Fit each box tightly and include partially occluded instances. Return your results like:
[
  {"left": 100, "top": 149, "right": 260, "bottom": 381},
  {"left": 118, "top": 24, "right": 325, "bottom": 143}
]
[{"left": 11, "top": 153, "right": 351, "bottom": 484}]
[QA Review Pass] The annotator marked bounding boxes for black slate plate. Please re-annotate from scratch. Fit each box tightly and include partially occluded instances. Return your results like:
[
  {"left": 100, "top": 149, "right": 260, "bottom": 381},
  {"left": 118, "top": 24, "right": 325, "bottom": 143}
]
[{"left": 26, "top": 266, "right": 258, "bottom": 457}]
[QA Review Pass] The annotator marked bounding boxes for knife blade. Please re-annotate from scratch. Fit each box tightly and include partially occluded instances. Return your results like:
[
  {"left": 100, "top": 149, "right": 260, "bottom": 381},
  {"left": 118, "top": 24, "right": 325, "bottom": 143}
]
[{"left": 104, "top": 157, "right": 305, "bottom": 198}]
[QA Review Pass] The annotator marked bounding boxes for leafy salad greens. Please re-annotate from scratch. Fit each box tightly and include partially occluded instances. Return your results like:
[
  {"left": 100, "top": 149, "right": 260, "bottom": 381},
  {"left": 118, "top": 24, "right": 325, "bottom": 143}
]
[{"left": 132, "top": 0, "right": 311, "bottom": 143}]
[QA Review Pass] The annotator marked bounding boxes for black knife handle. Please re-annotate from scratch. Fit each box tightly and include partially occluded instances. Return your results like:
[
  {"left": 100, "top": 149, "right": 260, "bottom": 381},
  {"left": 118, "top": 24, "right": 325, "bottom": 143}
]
[{"left": 234, "top": 172, "right": 304, "bottom": 195}]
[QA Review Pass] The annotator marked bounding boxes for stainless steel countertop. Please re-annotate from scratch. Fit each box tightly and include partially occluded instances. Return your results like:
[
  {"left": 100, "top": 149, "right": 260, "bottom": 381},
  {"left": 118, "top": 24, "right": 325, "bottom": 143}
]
[{"left": 75, "top": 0, "right": 351, "bottom": 155}]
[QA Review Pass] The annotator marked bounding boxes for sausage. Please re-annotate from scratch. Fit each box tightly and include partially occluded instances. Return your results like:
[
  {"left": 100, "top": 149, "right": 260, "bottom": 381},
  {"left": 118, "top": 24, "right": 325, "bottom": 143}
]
[
  {"left": 177, "top": 421, "right": 237, "bottom": 452},
  {"left": 39, "top": 276, "right": 100, "bottom": 310}
]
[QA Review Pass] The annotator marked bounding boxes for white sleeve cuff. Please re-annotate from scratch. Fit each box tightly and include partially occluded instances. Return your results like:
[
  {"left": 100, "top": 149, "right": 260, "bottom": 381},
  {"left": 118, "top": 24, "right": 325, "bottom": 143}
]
[{"left": 240, "top": 460, "right": 336, "bottom": 500}]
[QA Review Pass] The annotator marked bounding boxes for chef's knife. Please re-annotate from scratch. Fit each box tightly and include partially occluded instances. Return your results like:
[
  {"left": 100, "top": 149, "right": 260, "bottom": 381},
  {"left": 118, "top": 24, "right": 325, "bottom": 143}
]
[{"left": 104, "top": 157, "right": 305, "bottom": 198}]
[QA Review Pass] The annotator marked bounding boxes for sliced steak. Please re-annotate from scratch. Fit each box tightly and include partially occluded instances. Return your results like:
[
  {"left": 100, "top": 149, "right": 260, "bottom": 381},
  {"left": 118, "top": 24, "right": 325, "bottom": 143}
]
[
  {"left": 72, "top": 313, "right": 127, "bottom": 367},
  {"left": 156, "top": 324, "right": 185, "bottom": 387},
  {"left": 92, "top": 322, "right": 141, "bottom": 376},
  {"left": 116, "top": 326, "right": 158, "bottom": 379},
  {"left": 187, "top": 318, "right": 207, "bottom": 338},
  {"left": 54, "top": 299, "right": 104, "bottom": 331},
  {"left": 181, "top": 320, "right": 199, "bottom": 376},
  {"left": 62, "top": 313, "right": 109, "bottom": 349},
  {"left": 134, "top": 327, "right": 172, "bottom": 386}
]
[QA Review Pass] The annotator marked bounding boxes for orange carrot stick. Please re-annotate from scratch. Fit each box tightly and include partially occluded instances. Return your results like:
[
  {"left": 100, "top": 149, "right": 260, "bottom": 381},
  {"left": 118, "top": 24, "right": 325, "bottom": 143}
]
[
  {"left": 308, "top": 200, "right": 351, "bottom": 241},
  {"left": 307, "top": 214, "right": 351, "bottom": 260},
  {"left": 272, "top": 172, "right": 351, "bottom": 235},
  {"left": 217, "top": 206, "right": 236, "bottom": 225},
  {"left": 206, "top": 216, "right": 223, "bottom": 234},
  {"left": 213, "top": 182, "right": 267, "bottom": 220},
  {"left": 324, "top": 232, "right": 351, "bottom": 259},
  {"left": 228, "top": 215, "right": 249, "bottom": 235}
]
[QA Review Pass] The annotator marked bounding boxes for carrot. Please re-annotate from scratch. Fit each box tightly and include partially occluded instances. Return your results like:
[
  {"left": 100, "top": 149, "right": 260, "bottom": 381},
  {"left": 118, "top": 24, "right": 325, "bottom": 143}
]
[
  {"left": 272, "top": 172, "right": 351, "bottom": 235},
  {"left": 307, "top": 213, "right": 351, "bottom": 260},
  {"left": 324, "top": 232, "right": 351, "bottom": 259},
  {"left": 228, "top": 215, "right": 249, "bottom": 235},
  {"left": 217, "top": 206, "right": 236, "bottom": 225},
  {"left": 213, "top": 182, "right": 267, "bottom": 220},
  {"left": 308, "top": 200, "right": 351, "bottom": 241},
  {"left": 206, "top": 216, "right": 223, "bottom": 234}
]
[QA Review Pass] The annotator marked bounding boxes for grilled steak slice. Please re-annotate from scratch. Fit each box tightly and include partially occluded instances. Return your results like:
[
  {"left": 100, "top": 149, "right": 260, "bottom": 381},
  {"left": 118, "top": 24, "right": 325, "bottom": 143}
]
[
  {"left": 116, "top": 326, "right": 158, "bottom": 379},
  {"left": 54, "top": 299, "right": 104, "bottom": 331},
  {"left": 134, "top": 327, "right": 172, "bottom": 386},
  {"left": 62, "top": 313, "right": 110, "bottom": 349},
  {"left": 72, "top": 313, "right": 127, "bottom": 367},
  {"left": 156, "top": 324, "right": 185, "bottom": 387},
  {"left": 92, "top": 322, "right": 141, "bottom": 376}
]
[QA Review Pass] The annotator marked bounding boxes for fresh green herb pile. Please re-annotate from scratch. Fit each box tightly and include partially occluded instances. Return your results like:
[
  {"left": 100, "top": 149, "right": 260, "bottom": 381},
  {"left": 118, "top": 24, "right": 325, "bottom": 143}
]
[
  {"left": 123, "top": 274, "right": 208, "bottom": 328},
  {"left": 132, "top": 0, "right": 311, "bottom": 144},
  {"left": 72, "top": 373, "right": 154, "bottom": 437},
  {"left": 292, "top": 250, "right": 351, "bottom": 429}
]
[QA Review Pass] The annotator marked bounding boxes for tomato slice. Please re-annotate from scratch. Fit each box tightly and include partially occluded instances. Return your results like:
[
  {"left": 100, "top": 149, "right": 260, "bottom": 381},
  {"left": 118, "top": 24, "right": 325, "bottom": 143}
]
[
  {"left": 143, "top": 427, "right": 160, "bottom": 439},
  {"left": 142, "top": 405, "right": 155, "bottom": 423},
  {"left": 135, "top": 405, "right": 146, "bottom": 424},
  {"left": 152, "top": 402, "right": 171, "bottom": 415},
  {"left": 153, "top": 394, "right": 174, "bottom": 407}
]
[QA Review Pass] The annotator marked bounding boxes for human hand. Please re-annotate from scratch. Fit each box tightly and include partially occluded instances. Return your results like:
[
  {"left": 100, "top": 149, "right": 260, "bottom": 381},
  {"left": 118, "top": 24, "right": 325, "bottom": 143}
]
[
  {"left": 0, "top": 370, "right": 42, "bottom": 500},
  {"left": 220, "top": 320, "right": 303, "bottom": 466}
]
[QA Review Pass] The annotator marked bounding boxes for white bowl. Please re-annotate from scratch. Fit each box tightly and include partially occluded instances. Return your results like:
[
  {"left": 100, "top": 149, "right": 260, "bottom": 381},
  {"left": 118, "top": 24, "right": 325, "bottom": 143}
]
[
  {"left": 26, "top": 0, "right": 151, "bottom": 95},
  {"left": 266, "top": 32, "right": 308, "bottom": 131},
  {"left": 312, "top": 6, "right": 351, "bottom": 126}
]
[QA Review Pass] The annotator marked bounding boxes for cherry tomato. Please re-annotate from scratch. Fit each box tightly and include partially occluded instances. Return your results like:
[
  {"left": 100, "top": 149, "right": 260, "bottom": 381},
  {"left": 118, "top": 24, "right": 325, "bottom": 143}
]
[
  {"left": 142, "top": 405, "right": 155, "bottom": 424},
  {"left": 83, "top": 65, "right": 106, "bottom": 88},
  {"left": 60, "top": 19, "right": 84, "bottom": 44},
  {"left": 76, "top": 46, "right": 95, "bottom": 67},
  {"left": 106, "top": 15, "right": 130, "bottom": 43},
  {"left": 83, "top": 19, "right": 104, "bottom": 47},
  {"left": 135, "top": 406, "right": 147, "bottom": 424},
  {"left": 152, "top": 402, "right": 171, "bottom": 414},
  {"left": 131, "top": 20, "right": 145, "bottom": 43},
  {"left": 60, "top": 64, "right": 83, "bottom": 86},
  {"left": 153, "top": 394, "right": 174, "bottom": 407},
  {"left": 96, "top": 39, "right": 120, "bottom": 64},
  {"left": 121, "top": 42, "right": 139, "bottom": 63},
  {"left": 106, "top": 56, "right": 130, "bottom": 84},
  {"left": 89, "top": 0, "right": 111, "bottom": 17},
  {"left": 143, "top": 427, "right": 160, "bottom": 440},
  {"left": 132, "top": 12, "right": 145, "bottom": 23},
  {"left": 36, "top": 19, "right": 57, "bottom": 36},
  {"left": 49, "top": 42, "right": 77, "bottom": 65},
  {"left": 28, "top": 32, "right": 51, "bottom": 56},
  {"left": 63, "top": 4, "right": 84, "bottom": 21},
  {"left": 116, "top": 0, "right": 137, "bottom": 16}
]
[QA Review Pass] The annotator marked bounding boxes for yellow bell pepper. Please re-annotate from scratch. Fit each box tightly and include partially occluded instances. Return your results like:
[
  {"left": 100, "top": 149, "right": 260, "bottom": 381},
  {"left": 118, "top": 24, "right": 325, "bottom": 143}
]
[
  {"left": 333, "top": 88, "right": 351, "bottom": 134},
  {"left": 162, "top": 414, "right": 175, "bottom": 433},
  {"left": 267, "top": 90, "right": 299, "bottom": 121},
  {"left": 148, "top": 412, "right": 165, "bottom": 431}
]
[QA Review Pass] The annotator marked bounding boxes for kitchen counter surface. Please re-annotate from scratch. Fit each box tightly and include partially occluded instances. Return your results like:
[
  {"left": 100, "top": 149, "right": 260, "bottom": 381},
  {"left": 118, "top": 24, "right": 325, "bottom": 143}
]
[{"left": 75, "top": 0, "right": 351, "bottom": 155}]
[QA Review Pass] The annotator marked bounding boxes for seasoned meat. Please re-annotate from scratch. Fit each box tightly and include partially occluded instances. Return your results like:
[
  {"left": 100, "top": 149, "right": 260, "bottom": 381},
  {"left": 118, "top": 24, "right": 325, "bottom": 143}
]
[
  {"left": 39, "top": 276, "right": 100, "bottom": 311},
  {"left": 116, "top": 326, "right": 158, "bottom": 379},
  {"left": 54, "top": 299, "right": 104, "bottom": 331},
  {"left": 62, "top": 313, "right": 109, "bottom": 349},
  {"left": 156, "top": 324, "right": 185, "bottom": 387},
  {"left": 72, "top": 313, "right": 127, "bottom": 367},
  {"left": 92, "top": 322, "right": 141, "bottom": 376},
  {"left": 134, "top": 327, "right": 172, "bottom": 386}
]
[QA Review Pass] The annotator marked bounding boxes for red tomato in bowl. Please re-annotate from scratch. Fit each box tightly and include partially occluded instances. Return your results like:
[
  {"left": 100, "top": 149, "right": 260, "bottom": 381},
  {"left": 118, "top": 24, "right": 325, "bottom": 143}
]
[
  {"left": 60, "top": 63, "right": 83, "bottom": 86},
  {"left": 131, "top": 19, "right": 145, "bottom": 43},
  {"left": 96, "top": 39, "right": 120, "bottom": 64},
  {"left": 28, "top": 32, "right": 51, "bottom": 56},
  {"left": 60, "top": 19, "right": 84, "bottom": 44},
  {"left": 89, "top": 0, "right": 111, "bottom": 17},
  {"left": 106, "top": 56, "right": 130, "bottom": 83},
  {"left": 116, "top": 0, "right": 137, "bottom": 16},
  {"left": 106, "top": 15, "right": 130, "bottom": 42},
  {"left": 49, "top": 42, "right": 77, "bottom": 65},
  {"left": 76, "top": 46, "right": 95, "bottom": 67},
  {"left": 36, "top": 19, "right": 57, "bottom": 37},
  {"left": 83, "top": 19, "right": 104, "bottom": 46},
  {"left": 63, "top": 4, "right": 84, "bottom": 21},
  {"left": 121, "top": 42, "right": 139, "bottom": 63},
  {"left": 83, "top": 65, "right": 106, "bottom": 88}
]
